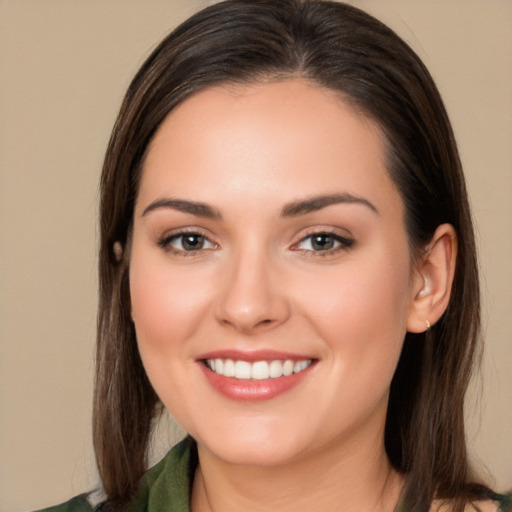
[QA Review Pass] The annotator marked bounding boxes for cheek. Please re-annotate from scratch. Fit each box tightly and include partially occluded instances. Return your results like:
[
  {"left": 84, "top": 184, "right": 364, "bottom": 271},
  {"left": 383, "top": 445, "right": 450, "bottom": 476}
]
[
  {"left": 129, "top": 249, "right": 213, "bottom": 359},
  {"left": 304, "top": 253, "right": 411, "bottom": 320},
  {"left": 297, "top": 248, "right": 412, "bottom": 373},
  {"left": 128, "top": 251, "right": 218, "bottom": 418}
]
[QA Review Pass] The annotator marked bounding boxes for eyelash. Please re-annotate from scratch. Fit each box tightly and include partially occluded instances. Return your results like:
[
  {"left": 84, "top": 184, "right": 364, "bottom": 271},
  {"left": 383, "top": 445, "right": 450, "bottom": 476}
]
[
  {"left": 157, "top": 229, "right": 218, "bottom": 256},
  {"left": 157, "top": 229, "right": 354, "bottom": 257},
  {"left": 292, "top": 230, "right": 355, "bottom": 256}
]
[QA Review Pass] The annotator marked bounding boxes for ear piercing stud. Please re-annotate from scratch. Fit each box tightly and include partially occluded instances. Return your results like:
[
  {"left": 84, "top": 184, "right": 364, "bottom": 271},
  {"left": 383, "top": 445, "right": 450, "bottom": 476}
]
[{"left": 425, "top": 319, "right": 431, "bottom": 331}]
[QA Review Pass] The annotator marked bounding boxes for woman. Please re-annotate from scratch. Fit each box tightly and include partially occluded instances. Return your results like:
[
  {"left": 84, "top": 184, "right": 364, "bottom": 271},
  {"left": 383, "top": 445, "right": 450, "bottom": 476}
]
[{"left": 37, "top": 1, "right": 510, "bottom": 511}]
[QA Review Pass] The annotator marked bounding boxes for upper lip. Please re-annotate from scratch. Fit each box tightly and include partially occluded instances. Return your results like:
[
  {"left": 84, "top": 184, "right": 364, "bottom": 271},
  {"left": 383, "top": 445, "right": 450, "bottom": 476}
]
[{"left": 196, "top": 349, "right": 316, "bottom": 362}]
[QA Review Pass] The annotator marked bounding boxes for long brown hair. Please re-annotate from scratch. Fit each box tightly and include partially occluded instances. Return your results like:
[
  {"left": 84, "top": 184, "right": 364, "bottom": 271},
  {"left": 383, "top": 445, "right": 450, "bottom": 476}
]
[{"left": 94, "top": 1, "right": 490, "bottom": 509}]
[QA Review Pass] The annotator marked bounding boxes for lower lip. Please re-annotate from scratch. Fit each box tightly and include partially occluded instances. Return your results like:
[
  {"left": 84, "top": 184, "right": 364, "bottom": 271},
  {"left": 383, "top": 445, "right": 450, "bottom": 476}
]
[{"left": 199, "top": 362, "right": 314, "bottom": 401}]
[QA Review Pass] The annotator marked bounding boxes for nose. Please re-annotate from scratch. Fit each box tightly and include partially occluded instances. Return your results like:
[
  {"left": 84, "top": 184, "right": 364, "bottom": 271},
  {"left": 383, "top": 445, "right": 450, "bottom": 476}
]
[{"left": 215, "top": 248, "right": 290, "bottom": 334}]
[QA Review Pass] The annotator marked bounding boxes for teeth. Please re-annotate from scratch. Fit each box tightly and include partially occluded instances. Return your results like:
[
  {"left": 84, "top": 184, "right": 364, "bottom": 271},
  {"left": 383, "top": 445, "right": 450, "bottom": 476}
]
[
  {"left": 251, "top": 361, "right": 269, "bottom": 380},
  {"left": 234, "top": 360, "right": 252, "bottom": 379},
  {"left": 205, "top": 358, "right": 312, "bottom": 380},
  {"left": 294, "top": 360, "right": 309, "bottom": 373},
  {"left": 224, "top": 359, "right": 235, "bottom": 377},
  {"left": 269, "top": 360, "right": 283, "bottom": 378},
  {"left": 283, "top": 360, "right": 294, "bottom": 376}
]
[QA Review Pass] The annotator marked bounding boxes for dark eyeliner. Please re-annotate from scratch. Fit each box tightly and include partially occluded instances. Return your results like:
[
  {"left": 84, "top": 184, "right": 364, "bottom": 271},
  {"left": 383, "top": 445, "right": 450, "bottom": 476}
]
[
  {"left": 156, "top": 229, "right": 214, "bottom": 254},
  {"left": 293, "top": 230, "right": 355, "bottom": 256}
]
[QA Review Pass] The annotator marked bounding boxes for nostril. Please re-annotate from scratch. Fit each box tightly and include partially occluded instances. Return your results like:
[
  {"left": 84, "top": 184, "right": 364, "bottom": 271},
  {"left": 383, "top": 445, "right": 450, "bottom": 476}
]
[{"left": 256, "top": 318, "right": 273, "bottom": 327}]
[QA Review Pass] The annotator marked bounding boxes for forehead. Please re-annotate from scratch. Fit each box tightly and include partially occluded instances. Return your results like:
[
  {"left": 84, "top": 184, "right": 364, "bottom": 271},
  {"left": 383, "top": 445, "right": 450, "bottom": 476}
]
[{"left": 137, "top": 79, "right": 401, "bottom": 217}]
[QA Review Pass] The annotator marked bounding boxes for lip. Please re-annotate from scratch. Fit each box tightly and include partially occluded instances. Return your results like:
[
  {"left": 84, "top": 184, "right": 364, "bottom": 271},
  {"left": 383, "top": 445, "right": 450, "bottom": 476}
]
[{"left": 196, "top": 350, "right": 316, "bottom": 402}]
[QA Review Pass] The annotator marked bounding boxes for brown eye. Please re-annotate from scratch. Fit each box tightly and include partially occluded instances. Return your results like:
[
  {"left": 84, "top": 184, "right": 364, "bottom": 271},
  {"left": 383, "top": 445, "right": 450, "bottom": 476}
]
[
  {"left": 311, "top": 234, "right": 335, "bottom": 251},
  {"left": 180, "top": 234, "right": 206, "bottom": 250},
  {"left": 158, "top": 232, "right": 217, "bottom": 253}
]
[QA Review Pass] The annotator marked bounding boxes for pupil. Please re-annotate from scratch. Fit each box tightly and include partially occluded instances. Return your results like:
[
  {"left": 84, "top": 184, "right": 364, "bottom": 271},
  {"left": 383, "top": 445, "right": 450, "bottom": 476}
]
[
  {"left": 183, "top": 234, "right": 203, "bottom": 250},
  {"left": 312, "top": 234, "right": 333, "bottom": 251}
]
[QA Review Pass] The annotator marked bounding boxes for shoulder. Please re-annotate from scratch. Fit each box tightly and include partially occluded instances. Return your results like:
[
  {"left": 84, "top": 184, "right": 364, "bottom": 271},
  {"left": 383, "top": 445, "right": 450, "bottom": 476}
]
[
  {"left": 431, "top": 493, "right": 512, "bottom": 512},
  {"left": 31, "top": 437, "right": 197, "bottom": 512},
  {"left": 468, "top": 492, "right": 512, "bottom": 512},
  {"left": 32, "top": 494, "right": 96, "bottom": 512},
  {"left": 467, "top": 499, "right": 506, "bottom": 512},
  {"left": 495, "top": 491, "right": 512, "bottom": 512}
]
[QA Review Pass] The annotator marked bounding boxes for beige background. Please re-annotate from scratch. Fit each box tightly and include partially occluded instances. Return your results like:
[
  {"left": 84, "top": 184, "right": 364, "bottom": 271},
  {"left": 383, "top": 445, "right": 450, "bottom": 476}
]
[{"left": 0, "top": 1, "right": 510, "bottom": 510}]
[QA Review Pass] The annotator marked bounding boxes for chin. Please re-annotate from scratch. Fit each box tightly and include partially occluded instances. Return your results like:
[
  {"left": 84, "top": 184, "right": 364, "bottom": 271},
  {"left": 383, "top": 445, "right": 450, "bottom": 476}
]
[{"left": 193, "top": 421, "right": 313, "bottom": 467}]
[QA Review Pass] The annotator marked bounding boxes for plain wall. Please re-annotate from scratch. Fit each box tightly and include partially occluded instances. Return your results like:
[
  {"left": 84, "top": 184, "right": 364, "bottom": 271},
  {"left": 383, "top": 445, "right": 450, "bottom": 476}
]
[{"left": 0, "top": 1, "right": 510, "bottom": 510}]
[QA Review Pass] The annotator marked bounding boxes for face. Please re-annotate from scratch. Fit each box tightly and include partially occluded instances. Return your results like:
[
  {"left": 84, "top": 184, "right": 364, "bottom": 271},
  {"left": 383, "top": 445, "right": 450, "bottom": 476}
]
[{"left": 130, "top": 80, "right": 420, "bottom": 467}]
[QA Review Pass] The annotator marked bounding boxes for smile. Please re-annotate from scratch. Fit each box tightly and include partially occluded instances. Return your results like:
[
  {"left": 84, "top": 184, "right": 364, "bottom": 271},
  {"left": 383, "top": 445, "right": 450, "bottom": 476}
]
[{"left": 205, "top": 358, "right": 312, "bottom": 380}]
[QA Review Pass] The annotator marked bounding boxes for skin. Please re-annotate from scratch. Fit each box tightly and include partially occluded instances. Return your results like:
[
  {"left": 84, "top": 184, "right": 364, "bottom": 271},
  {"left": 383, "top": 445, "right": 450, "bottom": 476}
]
[{"left": 129, "top": 80, "right": 457, "bottom": 512}]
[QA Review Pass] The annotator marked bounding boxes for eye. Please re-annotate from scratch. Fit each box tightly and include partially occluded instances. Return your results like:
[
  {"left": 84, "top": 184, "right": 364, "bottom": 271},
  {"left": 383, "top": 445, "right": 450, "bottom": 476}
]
[
  {"left": 158, "top": 231, "right": 218, "bottom": 253},
  {"left": 294, "top": 231, "right": 354, "bottom": 254}
]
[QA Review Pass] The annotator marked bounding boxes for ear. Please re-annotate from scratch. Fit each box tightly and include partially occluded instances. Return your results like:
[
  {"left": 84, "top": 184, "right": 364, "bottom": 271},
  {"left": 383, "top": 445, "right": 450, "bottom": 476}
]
[
  {"left": 113, "top": 241, "right": 123, "bottom": 262},
  {"left": 407, "top": 223, "right": 457, "bottom": 333}
]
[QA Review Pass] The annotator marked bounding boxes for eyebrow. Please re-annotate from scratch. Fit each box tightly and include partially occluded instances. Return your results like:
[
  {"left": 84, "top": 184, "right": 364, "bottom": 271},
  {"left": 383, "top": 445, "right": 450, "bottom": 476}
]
[
  {"left": 142, "top": 198, "right": 222, "bottom": 219},
  {"left": 141, "top": 192, "right": 378, "bottom": 219},
  {"left": 280, "top": 193, "right": 378, "bottom": 217}
]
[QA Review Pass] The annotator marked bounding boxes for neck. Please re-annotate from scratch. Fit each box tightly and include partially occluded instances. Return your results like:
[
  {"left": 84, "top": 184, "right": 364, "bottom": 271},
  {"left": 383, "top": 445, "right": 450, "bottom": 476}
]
[{"left": 190, "top": 425, "right": 404, "bottom": 512}]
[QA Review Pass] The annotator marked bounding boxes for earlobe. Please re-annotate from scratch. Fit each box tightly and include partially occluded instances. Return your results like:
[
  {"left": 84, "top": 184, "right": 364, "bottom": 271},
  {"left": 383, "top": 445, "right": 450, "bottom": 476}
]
[{"left": 407, "top": 224, "right": 457, "bottom": 333}]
